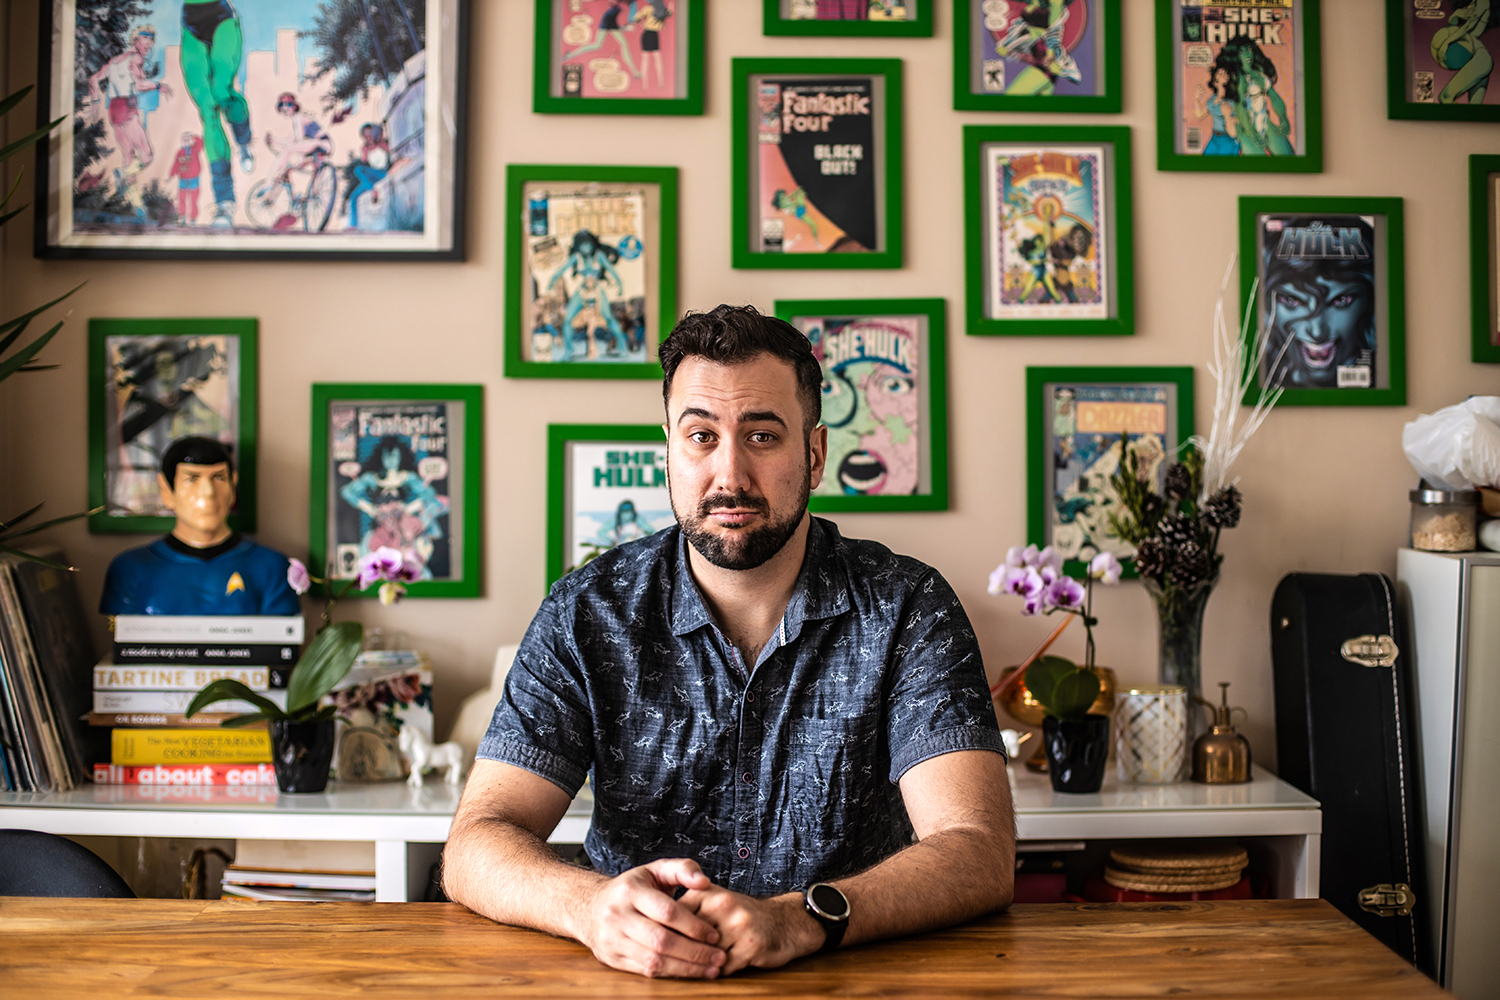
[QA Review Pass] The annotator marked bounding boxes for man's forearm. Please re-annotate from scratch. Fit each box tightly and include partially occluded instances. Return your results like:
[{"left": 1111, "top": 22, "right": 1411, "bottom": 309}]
[{"left": 442, "top": 813, "right": 605, "bottom": 941}]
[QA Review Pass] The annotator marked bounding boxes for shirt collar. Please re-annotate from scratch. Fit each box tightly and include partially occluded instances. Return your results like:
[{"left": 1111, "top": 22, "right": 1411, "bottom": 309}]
[{"left": 668, "top": 516, "right": 851, "bottom": 638}]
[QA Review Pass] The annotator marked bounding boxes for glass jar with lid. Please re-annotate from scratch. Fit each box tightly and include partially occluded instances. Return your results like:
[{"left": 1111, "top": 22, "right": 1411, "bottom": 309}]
[{"left": 1409, "top": 487, "right": 1479, "bottom": 552}]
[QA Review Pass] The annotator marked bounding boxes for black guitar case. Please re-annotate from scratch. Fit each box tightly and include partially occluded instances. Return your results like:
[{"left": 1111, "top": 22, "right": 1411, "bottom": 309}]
[{"left": 1270, "top": 572, "right": 1430, "bottom": 974}]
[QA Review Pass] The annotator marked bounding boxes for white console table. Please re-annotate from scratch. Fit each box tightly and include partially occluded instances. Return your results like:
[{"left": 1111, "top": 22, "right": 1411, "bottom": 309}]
[{"left": 2, "top": 764, "right": 1318, "bottom": 901}]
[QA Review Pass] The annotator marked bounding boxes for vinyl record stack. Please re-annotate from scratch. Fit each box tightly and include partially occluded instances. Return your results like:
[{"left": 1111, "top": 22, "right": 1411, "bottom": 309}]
[
  {"left": 0, "top": 551, "right": 98, "bottom": 792},
  {"left": 91, "top": 614, "right": 302, "bottom": 787}
]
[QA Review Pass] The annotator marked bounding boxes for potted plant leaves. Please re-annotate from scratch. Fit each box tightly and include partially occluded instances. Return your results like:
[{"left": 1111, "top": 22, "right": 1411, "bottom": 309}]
[{"left": 185, "top": 548, "right": 418, "bottom": 793}]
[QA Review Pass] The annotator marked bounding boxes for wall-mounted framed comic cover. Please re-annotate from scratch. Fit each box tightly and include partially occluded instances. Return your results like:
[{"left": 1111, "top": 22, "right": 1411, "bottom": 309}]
[
  {"left": 953, "top": 0, "right": 1122, "bottom": 113},
  {"left": 963, "top": 124, "right": 1134, "bottom": 338},
  {"left": 1026, "top": 366, "right": 1195, "bottom": 579},
  {"left": 88, "top": 317, "right": 257, "bottom": 534},
  {"left": 775, "top": 297, "right": 948, "bottom": 512},
  {"left": 1386, "top": 0, "right": 1500, "bottom": 122},
  {"left": 504, "top": 164, "right": 678, "bottom": 380},
  {"left": 546, "top": 424, "right": 674, "bottom": 588},
  {"left": 731, "top": 57, "right": 904, "bottom": 270},
  {"left": 763, "top": 0, "right": 933, "bottom": 37},
  {"left": 532, "top": 0, "right": 705, "bottom": 115},
  {"left": 1154, "top": 0, "right": 1323, "bottom": 173},
  {"left": 36, "top": 0, "right": 469, "bottom": 261},
  {"left": 1474, "top": 155, "right": 1500, "bottom": 362},
  {"left": 309, "top": 383, "right": 482, "bottom": 598},
  {"left": 1238, "top": 196, "right": 1407, "bottom": 406}
]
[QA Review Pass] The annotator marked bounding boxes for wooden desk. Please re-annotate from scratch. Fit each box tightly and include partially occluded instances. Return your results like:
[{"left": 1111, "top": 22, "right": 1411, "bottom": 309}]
[{"left": 0, "top": 898, "right": 1444, "bottom": 999}]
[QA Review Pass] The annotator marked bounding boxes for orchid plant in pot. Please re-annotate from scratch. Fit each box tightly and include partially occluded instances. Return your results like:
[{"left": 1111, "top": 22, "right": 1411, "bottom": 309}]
[
  {"left": 989, "top": 545, "right": 1122, "bottom": 793},
  {"left": 185, "top": 547, "right": 419, "bottom": 793}
]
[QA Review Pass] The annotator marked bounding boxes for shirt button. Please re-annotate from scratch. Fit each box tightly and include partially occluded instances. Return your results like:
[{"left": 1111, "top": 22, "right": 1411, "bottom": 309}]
[
  {"left": 738, "top": 848, "right": 750, "bottom": 860},
  {"left": 742, "top": 772, "right": 752, "bottom": 783},
  {"left": 746, "top": 691, "right": 755, "bottom": 702}
]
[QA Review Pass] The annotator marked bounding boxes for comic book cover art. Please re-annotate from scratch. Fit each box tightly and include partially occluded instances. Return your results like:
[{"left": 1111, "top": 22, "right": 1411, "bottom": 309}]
[
  {"left": 972, "top": 0, "right": 1100, "bottom": 97},
  {"left": 798, "top": 316, "right": 924, "bottom": 497},
  {"left": 566, "top": 443, "right": 674, "bottom": 572},
  {"left": 525, "top": 189, "right": 648, "bottom": 363},
  {"left": 103, "top": 334, "right": 238, "bottom": 518},
  {"left": 1256, "top": 214, "right": 1379, "bottom": 390},
  {"left": 1048, "top": 384, "right": 1169, "bottom": 561},
  {"left": 788, "top": 0, "right": 914, "bottom": 20},
  {"left": 988, "top": 146, "right": 1108, "bottom": 320},
  {"left": 329, "top": 403, "right": 456, "bottom": 582},
  {"left": 556, "top": 1, "right": 681, "bottom": 100},
  {"left": 1175, "top": 0, "right": 1299, "bottom": 157},
  {"left": 757, "top": 77, "right": 878, "bottom": 254},
  {"left": 1400, "top": 0, "right": 1500, "bottom": 107},
  {"left": 51, "top": 0, "right": 446, "bottom": 249}
]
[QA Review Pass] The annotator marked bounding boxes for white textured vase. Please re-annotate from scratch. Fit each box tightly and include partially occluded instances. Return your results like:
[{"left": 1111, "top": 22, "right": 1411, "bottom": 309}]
[{"left": 1113, "top": 684, "right": 1189, "bottom": 784}]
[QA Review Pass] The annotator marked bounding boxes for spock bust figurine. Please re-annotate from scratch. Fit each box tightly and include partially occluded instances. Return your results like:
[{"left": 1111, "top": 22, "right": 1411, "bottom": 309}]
[{"left": 100, "top": 436, "right": 300, "bottom": 616}]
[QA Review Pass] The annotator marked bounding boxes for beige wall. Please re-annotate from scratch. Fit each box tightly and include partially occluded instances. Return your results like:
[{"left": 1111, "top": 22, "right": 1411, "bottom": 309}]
[{"left": 5, "top": 2, "right": 1500, "bottom": 762}]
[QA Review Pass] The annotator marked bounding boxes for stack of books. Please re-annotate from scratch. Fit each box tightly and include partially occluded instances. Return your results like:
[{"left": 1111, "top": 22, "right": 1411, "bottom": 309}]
[
  {"left": 91, "top": 615, "right": 302, "bottom": 786},
  {"left": 0, "top": 550, "right": 97, "bottom": 792},
  {"left": 221, "top": 840, "right": 376, "bottom": 902}
]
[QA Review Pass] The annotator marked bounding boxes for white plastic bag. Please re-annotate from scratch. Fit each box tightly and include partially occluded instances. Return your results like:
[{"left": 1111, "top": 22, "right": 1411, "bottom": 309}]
[{"left": 1402, "top": 397, "right": 1500, "bottom": 490}]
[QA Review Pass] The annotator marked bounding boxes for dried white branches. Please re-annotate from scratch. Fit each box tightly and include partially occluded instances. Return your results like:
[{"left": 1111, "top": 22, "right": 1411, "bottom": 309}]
[{"left": 1192, "top": 255, "right": 1287, "bottom": 502}]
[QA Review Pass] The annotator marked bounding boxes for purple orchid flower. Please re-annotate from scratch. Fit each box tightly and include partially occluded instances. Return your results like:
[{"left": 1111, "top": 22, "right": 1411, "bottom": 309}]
[
  {"left": 286, "top": 558, "right": 311, "bottom": 596},
  {"left": 1044, "top": 575, "right": 1086, "bottom": 611},
  {"left": 1089, "top": 551, "right": 1124, "bottom": 585},
  {"left": 355, "top": 547, "right": 406, "bottom": 589}
]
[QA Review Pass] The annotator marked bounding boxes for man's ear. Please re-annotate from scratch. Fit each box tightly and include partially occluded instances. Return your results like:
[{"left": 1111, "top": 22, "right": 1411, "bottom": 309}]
[
  {"left": 807, "top": 423, "right": 829, "bottom": 492},
  {"left": 157, "top": 472, "right": 177, "bottom": 512}
]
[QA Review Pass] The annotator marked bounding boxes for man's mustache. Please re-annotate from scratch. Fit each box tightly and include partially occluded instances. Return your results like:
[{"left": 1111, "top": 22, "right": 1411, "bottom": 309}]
[{"left": 697, "top": 491, "right": 770, "bottom": 517}]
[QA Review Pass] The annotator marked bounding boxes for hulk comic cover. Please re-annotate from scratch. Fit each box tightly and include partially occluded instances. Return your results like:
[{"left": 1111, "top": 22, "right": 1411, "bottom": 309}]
[
  {"left": 1174, "top": 0, "right": 1300, "bottom": 157},
  {"left": 554, "top": 1, "right": 681, "bottom": 100},
  {"left": 987, "top": 146, "right": 1108, "bottom": 320},
  {"left": 330, "top": 403, "right": 457, "bottom": 583},
  {"left": 757, "top": 77, "right": 879, "bottom": 254},
  {"left": 787, "top": 0, "right": 915, "bottom": 20},
  {"left": 1256, "top": 214, "right": 1379, "bottom": 391},
  {"left": 969, "top": 0, "right": 1102, "bottom": 98},
  {"left": 797, "top": 316, "right": 925, "bottom": 497},
  {"left": 1047, "top": 384, "right": 1170, "bottom": 561},
  {"left": 1396, "top": 0, "right": 1500, "bottom": 107},
  {"left": 525, "top": 188, "right": 648, "bottom": 363},
  {"left": 566, "top": 442, "right": 674, "bottom": 573}
]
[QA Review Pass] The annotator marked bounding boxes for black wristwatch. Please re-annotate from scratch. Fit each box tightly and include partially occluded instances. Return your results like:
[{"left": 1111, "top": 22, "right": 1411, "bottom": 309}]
[{"left": 803, "top": 882, "right": 850, "bottom": 953}]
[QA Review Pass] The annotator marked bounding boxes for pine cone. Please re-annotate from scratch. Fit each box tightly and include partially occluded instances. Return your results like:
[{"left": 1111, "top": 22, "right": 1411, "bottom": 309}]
[
  {"left": 1158, "top": 514, "right": 1197, "bottom": 550},
  {"left": 1134, "top": 538, "right": 1168, "bottom": 581},
  {"left": 1164, "top": 463, "right": 1192, "bottom": 501},
  {"left": 1171, "top": 540, "right": 1211, "bottom": 590},
  {"left": 1142, "top": 492, "right": 1166, "bottom": 525},
  {"left": 1203, "top": 485, "right": 1243, "bottom": 529}
]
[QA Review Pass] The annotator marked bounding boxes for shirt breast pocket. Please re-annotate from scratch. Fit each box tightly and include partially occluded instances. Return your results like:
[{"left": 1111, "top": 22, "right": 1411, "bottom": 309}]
[{"left": 786, "top": 712, "right": 882, "bottom": 839}]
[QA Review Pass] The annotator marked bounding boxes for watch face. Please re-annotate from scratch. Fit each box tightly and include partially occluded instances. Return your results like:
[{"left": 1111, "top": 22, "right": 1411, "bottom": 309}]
[{"left": 810, "top": 883, "right": 849, "bottom": 920}]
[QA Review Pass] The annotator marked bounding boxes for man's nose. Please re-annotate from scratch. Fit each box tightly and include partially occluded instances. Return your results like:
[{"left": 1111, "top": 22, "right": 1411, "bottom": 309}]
[{"left": 712, "top": 437, "right": 752, "bottom": 494}]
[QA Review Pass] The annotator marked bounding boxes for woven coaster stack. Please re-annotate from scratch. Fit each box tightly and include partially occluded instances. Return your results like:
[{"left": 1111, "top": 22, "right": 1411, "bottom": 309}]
[{"left": 1103, "top": 843, "right": 1248, "bottom": 893}]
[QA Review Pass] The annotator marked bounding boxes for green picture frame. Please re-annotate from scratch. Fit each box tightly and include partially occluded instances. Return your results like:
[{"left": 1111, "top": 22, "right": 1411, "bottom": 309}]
[
  {"left": 774, "top": 297, "right": 949, "bottom": 512},
  {"left": 1473, "top": 155, "right": 1500, "bottom": 363},
  {"left": 762, "top": 0, "right": 933, "bottom": 37},
  {"left": 963, "top": 124, "right": 1135, "bottom": 338},
  {"left": 1386, "top": 0, "right": 1500, "bottom": 122},
  {"left": 952, "top": 0, "right": 1122, "bottom": 113},
  {"left": 1026, "top": 365, "right": 1195, "bottom": 580},
  {"left": 309, "top": 383, "right": 483, "bottom": 598},
  {"left": 1154, "top": 0, "right": 1324, "bottom": 173},
  {"left": 546, "top": 423, "right": 670, "bottom": 589},
  {"left": 532, "top": 0, "right": 705, "bottom": 115},
  {"left": 731, "top": 57, "right": 904, "bottom": 270},
  {"left": 87, "top": 318, "right": 258, "bottom": 535},
  {"left": 504, "top": 164, "right": 678, "bottom": 380},
  {"left": 1238, "top": 196, "right": 1407, "bottom": 407}
]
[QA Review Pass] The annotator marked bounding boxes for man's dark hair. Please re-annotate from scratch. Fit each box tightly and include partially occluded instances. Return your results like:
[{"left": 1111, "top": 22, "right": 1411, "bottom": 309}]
[
  {"left": 160, "top": 436, "right": 234, "bottom": 488},
  {"left": 658, "top": 304, "right": 822, "bottom": 434}
]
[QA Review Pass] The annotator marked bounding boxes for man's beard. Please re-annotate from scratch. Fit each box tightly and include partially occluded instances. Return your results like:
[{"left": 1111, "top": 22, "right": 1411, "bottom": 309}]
[{"left": 672, "top": 461, "right": 811, "bottom": 571}]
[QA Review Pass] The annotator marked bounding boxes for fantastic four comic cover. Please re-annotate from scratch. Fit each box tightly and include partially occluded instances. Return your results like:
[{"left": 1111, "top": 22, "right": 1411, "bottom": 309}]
[
  {"left": 1173, "top": 0, "right": 1301, "bottom": 158},
  {"left": 757, "top": 77, "right": 879, "bottom": 254}
]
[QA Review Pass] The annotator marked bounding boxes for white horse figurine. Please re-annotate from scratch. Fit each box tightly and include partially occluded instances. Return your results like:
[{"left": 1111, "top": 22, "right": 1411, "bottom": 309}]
[{"left": 399, "top": 725, "right": 467, "bottom": 787}]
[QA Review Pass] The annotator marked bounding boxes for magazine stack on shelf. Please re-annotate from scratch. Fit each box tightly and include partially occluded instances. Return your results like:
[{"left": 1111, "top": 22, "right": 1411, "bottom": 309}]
[
  {"left": 0, "top": 551, "right": 98, "bottom": 792},
  {"left": 221, "top": 840, "right": 377, "bottom": 903},
  {"left": 90, "top": 615, "right": 302, "bottom": 786}
]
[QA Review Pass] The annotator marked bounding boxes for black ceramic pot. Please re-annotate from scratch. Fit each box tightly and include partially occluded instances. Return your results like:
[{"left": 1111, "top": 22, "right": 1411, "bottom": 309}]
[
  {"left": 270, "top": 719, "right": 337, "bottom": 794},
  {"left": 1042, "top": 714, "right": 1109, "bottom": 793}
]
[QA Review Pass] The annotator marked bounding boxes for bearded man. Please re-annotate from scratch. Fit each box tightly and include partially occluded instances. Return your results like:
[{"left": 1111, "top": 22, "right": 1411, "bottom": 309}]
[{"left": 444, "top": 304, "right": 1014, "bottom": 979}]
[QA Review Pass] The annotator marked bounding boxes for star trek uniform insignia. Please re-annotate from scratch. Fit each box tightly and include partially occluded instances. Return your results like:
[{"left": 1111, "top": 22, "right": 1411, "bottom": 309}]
[{"left": 225, "top": 572, "right": 246, "bottom": 596}]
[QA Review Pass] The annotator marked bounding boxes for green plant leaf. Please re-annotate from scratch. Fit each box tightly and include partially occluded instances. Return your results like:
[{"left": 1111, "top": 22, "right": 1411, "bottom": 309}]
[
  {"left": 1023, "top": 655, "right": 1074, "bottom": 716},
  {"left": 0, "top": 205, "right": 25, "bottom": 230},
  {"left": 0, "top": 543, "right": 72, "bottom": 570},
  {"left": 185, "top": 679, "right": 285, "bottom": 721},
  {"left": 0, "top": 508, "right": 95, "bottom": 542},
  {"left": 0, "top": 115, "right": 66, "bottom": 165},
  {"left": 0, "top": 502, "right": 45, "bottom": 532},
  {"left": 286, "top": 620, "right": 362, "bottom": 715},
  {"left": 1050, "top": 668, "right": 1102, "bottom": 722},
  {"left": 0, "top": 168, "right": 25, "bottom": 213},
  {"left": 220, "top": 713, "right": 275, "bottom": 728},
  {"left": 0, "top": 284, "right": 82, "bottom": 355},
  {"left": 0, "top": 85, "right": 34, "bottom": 120},
  {"left": 0, "top": 320, "right": 63, "bottom": 384}
]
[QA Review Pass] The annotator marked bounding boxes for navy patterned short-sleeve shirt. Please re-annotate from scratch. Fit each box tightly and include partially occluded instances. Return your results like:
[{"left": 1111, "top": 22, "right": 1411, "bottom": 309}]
[{"left": 479, "top": 517, "right": 1005, "bottom": 896}]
